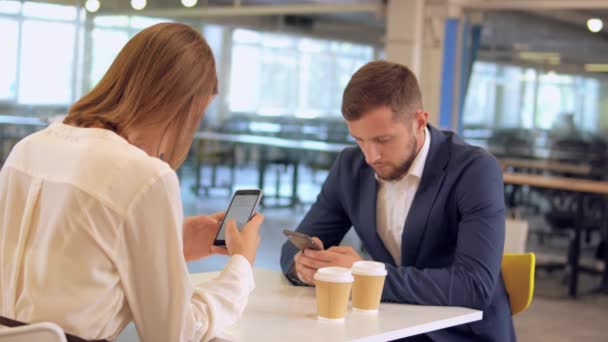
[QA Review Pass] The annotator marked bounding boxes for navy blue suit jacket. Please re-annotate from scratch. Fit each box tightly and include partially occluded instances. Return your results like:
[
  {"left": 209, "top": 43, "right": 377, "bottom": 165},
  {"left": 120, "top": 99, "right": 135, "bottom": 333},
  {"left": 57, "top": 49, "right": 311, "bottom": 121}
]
[{"left": 280, "top": 125, "right": 515, "bottom": 341}]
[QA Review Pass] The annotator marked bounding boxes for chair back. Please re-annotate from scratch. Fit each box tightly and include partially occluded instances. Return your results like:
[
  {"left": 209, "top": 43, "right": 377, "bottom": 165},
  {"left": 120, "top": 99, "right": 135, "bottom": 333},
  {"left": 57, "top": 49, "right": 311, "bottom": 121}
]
[
  {"left": 501, "top": 253, "right": 535, "bottom": 315},
  {"left": 504, "top": 218, "right": 529, "bottom": 253},
  {"left": 0, "top": 322, "right": 67, "bottom": 342}
]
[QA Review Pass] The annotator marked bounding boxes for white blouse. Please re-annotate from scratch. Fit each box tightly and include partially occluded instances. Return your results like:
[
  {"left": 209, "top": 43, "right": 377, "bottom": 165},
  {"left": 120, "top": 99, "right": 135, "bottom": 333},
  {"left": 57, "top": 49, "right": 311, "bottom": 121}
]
[{"left": 0, "top": 123, "right": 254, "bottom": 341}]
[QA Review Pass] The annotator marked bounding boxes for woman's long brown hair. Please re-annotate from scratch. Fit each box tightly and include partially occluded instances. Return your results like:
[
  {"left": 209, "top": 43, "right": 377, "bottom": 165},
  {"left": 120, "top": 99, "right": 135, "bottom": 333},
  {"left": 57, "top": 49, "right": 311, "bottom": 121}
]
[{"left": 64, "top": 22, "right": 218, "bottom": 169}]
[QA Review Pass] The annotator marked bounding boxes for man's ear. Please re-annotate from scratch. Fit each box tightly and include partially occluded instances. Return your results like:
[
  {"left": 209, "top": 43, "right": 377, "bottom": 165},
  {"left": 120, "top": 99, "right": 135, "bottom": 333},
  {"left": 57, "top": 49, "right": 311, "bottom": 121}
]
[{"left": 415, "top": 111, "right": 429, "bottom": 130}]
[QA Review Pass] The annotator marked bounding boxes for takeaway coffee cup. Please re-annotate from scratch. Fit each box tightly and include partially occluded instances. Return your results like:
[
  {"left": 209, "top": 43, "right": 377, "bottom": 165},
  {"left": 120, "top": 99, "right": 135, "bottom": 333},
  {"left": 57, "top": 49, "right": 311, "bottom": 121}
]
[
  {"left": 351, "top": 261, "right": 387, "bottom": 313},
  {"left": 314, "top": 267, "right": 354, "bottom": 322}
]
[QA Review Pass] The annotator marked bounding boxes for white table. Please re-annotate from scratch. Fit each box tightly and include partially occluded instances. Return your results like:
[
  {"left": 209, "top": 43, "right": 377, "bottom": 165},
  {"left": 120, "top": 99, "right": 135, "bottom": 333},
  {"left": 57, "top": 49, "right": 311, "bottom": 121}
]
[{"left": 191, "top": 269, "right": 482, "bottom": 342}]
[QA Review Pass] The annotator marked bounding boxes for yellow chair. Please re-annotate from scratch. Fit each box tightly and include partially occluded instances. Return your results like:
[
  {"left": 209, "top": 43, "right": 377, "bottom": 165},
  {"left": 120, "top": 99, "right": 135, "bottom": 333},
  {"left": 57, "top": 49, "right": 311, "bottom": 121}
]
[{"left": 501, "top": 253, "right": 535, "bottom": 315}]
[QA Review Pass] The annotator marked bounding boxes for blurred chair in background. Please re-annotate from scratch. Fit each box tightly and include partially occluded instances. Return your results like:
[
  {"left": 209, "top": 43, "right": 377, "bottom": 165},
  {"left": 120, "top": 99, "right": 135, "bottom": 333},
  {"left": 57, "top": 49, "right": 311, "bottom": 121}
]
[{"left": 502, "top": 253, "right": 536, "bottom": 316}]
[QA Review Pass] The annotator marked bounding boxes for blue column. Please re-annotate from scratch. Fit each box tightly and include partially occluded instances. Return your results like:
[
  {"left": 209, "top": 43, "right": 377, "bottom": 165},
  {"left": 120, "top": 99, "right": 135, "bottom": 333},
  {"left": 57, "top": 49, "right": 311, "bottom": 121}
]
[
  {"left": 458, "top": 24, "right": 482, "bottom": 132},
  {"left": 439, "top": 18, "right": 459, "bottom": 130}
]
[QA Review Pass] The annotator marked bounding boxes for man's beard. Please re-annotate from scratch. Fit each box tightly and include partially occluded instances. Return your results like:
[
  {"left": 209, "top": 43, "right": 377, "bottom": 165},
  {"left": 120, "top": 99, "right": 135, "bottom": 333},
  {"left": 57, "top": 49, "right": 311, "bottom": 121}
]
[{"left": 375, "top": 135, "right": 418, "bottom": 181}]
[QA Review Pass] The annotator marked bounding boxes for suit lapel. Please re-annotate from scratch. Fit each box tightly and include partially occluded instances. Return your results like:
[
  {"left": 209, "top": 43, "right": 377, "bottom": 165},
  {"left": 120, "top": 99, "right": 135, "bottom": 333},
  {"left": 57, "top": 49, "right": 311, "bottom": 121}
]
[
  {"left": 357, "top": 166, "right": 396, "bottom": 266},
  {"left": 401, "top": 125, "right": 449, "bottom": 266}
]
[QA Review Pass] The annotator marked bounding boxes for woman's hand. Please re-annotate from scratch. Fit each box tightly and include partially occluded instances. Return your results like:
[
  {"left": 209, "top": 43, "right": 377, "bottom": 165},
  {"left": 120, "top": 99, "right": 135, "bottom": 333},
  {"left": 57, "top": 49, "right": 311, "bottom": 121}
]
[
  {"left": 225, "top": 213, "right": 264, "bottom": 265},
  {"left": 182, "top": 211, "right": 230, "bottom": 261}
]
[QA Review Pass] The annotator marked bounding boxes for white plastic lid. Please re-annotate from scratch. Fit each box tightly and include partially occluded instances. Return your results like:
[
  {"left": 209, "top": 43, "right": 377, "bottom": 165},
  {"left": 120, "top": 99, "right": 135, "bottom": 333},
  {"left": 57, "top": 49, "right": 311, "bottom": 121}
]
[
  {"left": 351, "top": 261, "right": 387, "bottom": 276},
  {"left": 314, "top": 267, "right": 354, "bottom": 283}
]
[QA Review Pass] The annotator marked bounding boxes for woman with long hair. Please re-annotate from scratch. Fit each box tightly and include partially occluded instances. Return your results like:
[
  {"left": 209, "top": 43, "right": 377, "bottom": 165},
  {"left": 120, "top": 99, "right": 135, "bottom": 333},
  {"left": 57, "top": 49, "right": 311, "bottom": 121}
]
[{"left": 0, "top": 23, "right": 263, "bottom": 341}]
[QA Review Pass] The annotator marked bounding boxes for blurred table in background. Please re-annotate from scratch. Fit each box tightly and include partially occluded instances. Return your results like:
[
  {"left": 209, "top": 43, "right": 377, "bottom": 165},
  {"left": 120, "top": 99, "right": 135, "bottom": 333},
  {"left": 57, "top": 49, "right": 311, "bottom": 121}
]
[
  {"left": 503, "top": 172, "right": 608, "bottom": 297},
  {"left": 500, "top": 158, "right": 592, "bottom": 176},
  {"left": 192, "top": 131, "right": 352, "bottom": 208},
  {"left": 0, "top": 115, "right": 49, "bottom": 166}
]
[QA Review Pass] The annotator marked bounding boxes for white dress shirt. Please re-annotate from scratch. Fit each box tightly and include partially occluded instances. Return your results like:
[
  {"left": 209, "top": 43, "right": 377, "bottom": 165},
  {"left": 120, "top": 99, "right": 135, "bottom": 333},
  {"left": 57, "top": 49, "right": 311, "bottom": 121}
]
[
  {"left": 0, "top": 122, "right": 254, "bottom": 341},
  {"left": 376, "top": 127, "right": 431, "bottom": 266}
]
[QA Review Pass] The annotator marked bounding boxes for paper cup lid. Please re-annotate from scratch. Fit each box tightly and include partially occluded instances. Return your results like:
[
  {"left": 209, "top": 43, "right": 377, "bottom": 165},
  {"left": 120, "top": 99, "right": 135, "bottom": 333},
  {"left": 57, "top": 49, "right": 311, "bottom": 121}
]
[
  {"left": 351, "top": 261, "right": 387, "bottom": 276},
  {"left": 314, "top": 267, "right": 354, "bottom": 283}
]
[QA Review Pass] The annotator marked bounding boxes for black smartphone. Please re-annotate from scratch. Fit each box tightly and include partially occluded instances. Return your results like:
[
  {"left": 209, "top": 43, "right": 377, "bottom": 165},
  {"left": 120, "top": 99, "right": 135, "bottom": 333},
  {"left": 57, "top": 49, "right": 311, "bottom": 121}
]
[
  {"left": 283, "top": 229, "right": 323, "bottom": 251},
  {"left": 214, "top": 189, "right": 263, "bottom": 246}
]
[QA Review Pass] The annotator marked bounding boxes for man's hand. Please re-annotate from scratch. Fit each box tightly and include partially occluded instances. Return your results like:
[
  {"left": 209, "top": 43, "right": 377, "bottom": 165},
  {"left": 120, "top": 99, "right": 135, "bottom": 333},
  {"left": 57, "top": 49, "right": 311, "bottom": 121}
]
[
  {"left": 182, "top": 211, "right": 230, "bottom": 261},
  {"left": 294, "top": 239, "right": 362, "bottom": 285}
]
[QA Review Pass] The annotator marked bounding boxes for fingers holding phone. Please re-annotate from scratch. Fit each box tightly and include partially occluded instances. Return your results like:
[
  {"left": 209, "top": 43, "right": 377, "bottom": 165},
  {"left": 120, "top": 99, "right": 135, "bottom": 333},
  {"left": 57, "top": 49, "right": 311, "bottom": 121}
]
[
  {"left": 214, "top": 189, "right": 262, "bottom": 247},
  {"left": 225, "top": 213, "right": 264, "bottom": 265},
  {"left": 294, "top": 251, "right": 317, "bottom": 285},
  {"left": 182, "top": 214, "right": 227, "bottom": 261},
  {"left": 284, "top": 230, "right": 324, "bottom": 285},
  {"left": 283, "top": 229, "right": 323, "bottom": 251}
]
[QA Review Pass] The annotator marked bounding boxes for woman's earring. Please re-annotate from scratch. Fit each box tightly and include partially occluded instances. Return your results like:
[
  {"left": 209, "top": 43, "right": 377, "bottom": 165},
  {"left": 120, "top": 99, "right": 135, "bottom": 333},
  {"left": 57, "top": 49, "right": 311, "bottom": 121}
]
[{"left": 159, "top": 153, "right": 165, "bottom": 161}]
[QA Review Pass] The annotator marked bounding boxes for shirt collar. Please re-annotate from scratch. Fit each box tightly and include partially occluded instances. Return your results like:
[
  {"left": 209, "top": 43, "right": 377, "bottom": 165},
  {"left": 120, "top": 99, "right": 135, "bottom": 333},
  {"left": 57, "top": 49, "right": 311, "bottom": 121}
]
[{"left": 409, "top": 126, "right": 431, "bottom": 180}]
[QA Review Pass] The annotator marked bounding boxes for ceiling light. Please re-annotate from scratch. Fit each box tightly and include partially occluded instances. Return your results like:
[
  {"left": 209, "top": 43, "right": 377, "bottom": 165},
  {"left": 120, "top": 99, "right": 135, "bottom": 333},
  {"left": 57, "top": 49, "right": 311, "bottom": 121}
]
[
  {"left": 518, "top": 51, "right": 560, "bottom": 65},
  {"left": 181, "top": 0, "right": 197, "bottom": 7},
  {"left": 131, "top": 0, "right": 146, "bottom": 11},
  {"left": 585, "top": 64, "right": 608, "bottom": 72},
  {"left": 587, "top": 18, "right": 603, "bottom": 33},
  {"left": 85, "top": 0, "right": 100, "bottom": 13}
]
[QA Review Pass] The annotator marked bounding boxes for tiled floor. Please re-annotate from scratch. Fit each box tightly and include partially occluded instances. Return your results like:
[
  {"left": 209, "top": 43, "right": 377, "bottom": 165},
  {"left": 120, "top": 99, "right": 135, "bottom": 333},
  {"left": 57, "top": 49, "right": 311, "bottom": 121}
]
[{"left": 117, "top": 163, "right": 608, "bottom": 341}]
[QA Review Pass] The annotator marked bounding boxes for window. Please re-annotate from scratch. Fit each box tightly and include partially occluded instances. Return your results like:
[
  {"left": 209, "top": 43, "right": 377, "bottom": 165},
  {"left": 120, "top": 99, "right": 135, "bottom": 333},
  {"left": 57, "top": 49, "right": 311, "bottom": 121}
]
[
  {"left": 462, "top": 61, "right": 604, "bottom": 133},
  {"left": 0, "top": 1, "right": 21, "bottom": 14},
  {"left": 22, "top": 1, "right": 77, "bottom": 21},
  {"left": 90, "top": 28, "right": 129, "bottom": 87},
  {"left": 0, "top": 1, "right": 81, "bottom": 105},
  {"left": 88, "top": 15, "right": 171, "bottom": 90},
  {"left": 0, "top": 18, "right": 19, "bottom": 100},
  {"left": 18, "top": 20, "right": 76, "bottom": 105},
  {"left": 228, "top": 28, "right": 374, "bottom": 118}
]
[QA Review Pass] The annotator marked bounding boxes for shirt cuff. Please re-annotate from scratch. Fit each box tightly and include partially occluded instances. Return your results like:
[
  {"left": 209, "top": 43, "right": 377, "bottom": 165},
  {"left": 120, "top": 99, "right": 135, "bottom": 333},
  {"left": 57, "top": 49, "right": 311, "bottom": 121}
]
[
  {"left": 286, "top": 263, "right": 310, "bottom": 286},
  {"left": 223, "top": 254, "right": 256, "bottom": 292}
]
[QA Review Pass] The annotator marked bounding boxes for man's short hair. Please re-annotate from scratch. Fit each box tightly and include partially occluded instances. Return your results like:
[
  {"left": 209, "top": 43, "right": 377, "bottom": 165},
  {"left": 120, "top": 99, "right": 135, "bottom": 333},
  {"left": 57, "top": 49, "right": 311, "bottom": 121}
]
[{"left": 341, "top": 61, "right": 423, "bottom": 121}]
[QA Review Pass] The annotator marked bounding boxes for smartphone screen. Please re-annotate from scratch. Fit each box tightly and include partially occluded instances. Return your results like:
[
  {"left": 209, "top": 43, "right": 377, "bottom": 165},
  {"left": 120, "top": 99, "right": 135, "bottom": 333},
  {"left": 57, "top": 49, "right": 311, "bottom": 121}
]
[{"left": 214, "top": 189, "right": 262, "bottom": 246}]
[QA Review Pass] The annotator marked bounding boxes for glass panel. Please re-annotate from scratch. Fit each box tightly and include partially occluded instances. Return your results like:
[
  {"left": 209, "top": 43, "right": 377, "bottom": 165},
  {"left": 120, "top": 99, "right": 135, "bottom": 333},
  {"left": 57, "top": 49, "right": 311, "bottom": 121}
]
[
  {"left": 90, "top": 28, "right": 129, "bottom": 88},
  {"left": 202, "top": 25, "right": 224, "bottom": 122},
  {"left": 233, "top": 29, "right": 260, "bottom": 44},
  {"left": 298, "top": 49, "right": 332, "bottom": 117},
  {"left": 93, "top": 15, "right": 130, "bottom": 28},
  {"left": 536, "top": 71, "right": 570, "bottom": 130},
  {"left": 229, "top": 44, "right": 261, "bottom": 112},
  {"left": 462, "top": 62, "right": 497, "bottom": 127},
  {"left": 331, "top": 56, "right": 368, "bottom": 113},
  {"left": 203, "top": 24, "right": 223, "bottom": 63},
  {"left": 0, "top": 18, "right": 19, "bottom": 100},
  {"left": 497, "top": 65, "right": 523, "bottom": 127},
  {"left": 261, "top": 32, "right": 293, "bottom": 49},
  {"left": 22, "top": 2, "right": 77, "bottom": 21},
  {"left": 228, "top": 28, "right": 373, "bottom": 118},
  {"left": 331, "top": 41, "right": 373, "bottom": 58},
  {"left": 519, "top": 68, "right": 536, "bottom": 129},
  {"left": 463, "top": 61, "right": 605, "bottom": 134},
  {"left": 299, "top": 38, "right": 325, "bottom": 53},
  {"left": 130, "top": 16, "right": 171, "bottom": 29},
  {"left": 0, "top": 1, "right": 21, "bottom": 14},
  {"left": 581, "top": 79, "right": 599, "bottom": 132},
  {"left": 18, "top": 20, "right": 76, "bottom": 105},
  {"left": 73, "top": 20, "right": 86, "bottom": 100},
  {"left": 258, "top": 48, "right": 297, "bottom": 116}
]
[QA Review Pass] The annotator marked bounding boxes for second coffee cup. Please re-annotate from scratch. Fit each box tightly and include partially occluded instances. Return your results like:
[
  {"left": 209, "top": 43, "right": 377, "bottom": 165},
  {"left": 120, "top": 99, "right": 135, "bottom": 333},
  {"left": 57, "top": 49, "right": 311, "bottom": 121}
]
[{"left": 351, "top": 261, "right": 387, "bottom": 313}]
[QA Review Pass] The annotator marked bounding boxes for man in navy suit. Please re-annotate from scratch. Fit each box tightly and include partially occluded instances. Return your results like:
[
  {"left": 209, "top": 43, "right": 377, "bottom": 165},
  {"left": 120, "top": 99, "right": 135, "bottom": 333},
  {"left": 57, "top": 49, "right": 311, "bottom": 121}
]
[{"left": 280, "top": 61, "right": 515, "bottom": 341}]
